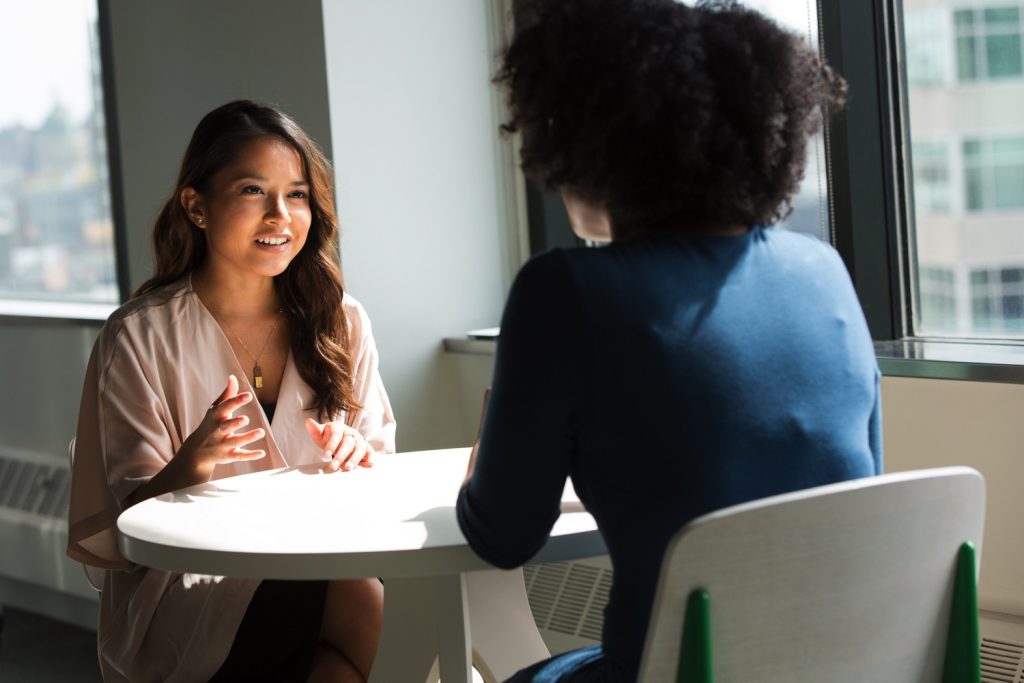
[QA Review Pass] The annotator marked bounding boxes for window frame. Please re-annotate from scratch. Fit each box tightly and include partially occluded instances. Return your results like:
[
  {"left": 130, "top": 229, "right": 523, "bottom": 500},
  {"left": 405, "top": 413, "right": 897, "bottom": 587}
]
[
  {"left": 0, "top": 0, "right": 128, "bottom": 323},
  {"left": 827, "top": 0, "right": 1024, "bottom": 382}
]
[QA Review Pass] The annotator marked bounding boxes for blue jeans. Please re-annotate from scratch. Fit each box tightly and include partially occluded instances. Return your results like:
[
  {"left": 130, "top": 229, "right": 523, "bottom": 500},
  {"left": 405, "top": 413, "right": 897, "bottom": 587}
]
[{"left": 504, "top": 645, "right": 631, "bottom": 682}]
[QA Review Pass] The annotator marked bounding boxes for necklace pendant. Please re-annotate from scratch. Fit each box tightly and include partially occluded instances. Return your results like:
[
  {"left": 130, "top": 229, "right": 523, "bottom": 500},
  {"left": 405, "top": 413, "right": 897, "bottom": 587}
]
[{"left": 254, "top": 364, "right": 264, "bottom": 389}]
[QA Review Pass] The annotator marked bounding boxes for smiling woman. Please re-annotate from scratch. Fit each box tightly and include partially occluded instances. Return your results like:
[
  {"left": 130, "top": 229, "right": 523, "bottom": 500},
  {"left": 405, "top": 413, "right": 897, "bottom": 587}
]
[{"left": 67, "top": 100, "right": 396, "bottom": 683}]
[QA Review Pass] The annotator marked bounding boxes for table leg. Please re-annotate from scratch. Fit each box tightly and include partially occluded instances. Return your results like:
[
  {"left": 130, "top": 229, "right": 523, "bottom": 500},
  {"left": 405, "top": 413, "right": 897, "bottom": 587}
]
[
  {"left": 468, "top": 568, "right": 551, "bottom": 682},
  {"left": 435, "top": 574, "right": 473, "bottom": 683},
  {"left": 368, "top": 576, "right": 440, "bottom": 683}
]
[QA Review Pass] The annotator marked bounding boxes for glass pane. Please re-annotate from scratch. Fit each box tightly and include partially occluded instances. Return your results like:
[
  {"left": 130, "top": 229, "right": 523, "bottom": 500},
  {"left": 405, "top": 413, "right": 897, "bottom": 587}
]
[
  {"left": 964, "top": 167, "right": 986, "bottom": 210},
  {"left": 957, "top": 36, "right": 979, "bottom": 80},
  {"left": 984, "top": 7, "right": 1019, "bottom": 25},
  {"left": 740, "top": 0, "right": 831, "bottom": 241},
  {"left": 0, "top": 0, "right": 117, "bottom": 304},
  {"left": 1001, "top": 267, "right": 1024, "bottom": 282},
  {"left": 993, "top": 163, "right": 1024, "bottom": 207},
  {"left": 954, "top": 9, "right": 975, "bottom": 29},
  {"left": 905, "top": 0, "right": 1024, "bottom": 339},
  {"left": 986, "top": 33, "right": 1023, "bottom": 77},
  {"left": 906, "top": 8, "right": 950, "bottom": 85}
]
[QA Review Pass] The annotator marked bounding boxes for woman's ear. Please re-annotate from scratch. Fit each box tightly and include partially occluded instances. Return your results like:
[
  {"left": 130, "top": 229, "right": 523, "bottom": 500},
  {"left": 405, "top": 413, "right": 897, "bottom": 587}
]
[{"left": 180, "top": 187, "right": 206, "bottom": 228}]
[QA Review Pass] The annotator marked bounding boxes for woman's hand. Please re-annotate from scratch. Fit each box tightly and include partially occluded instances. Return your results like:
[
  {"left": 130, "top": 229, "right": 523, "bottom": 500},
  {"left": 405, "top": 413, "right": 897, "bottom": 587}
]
[
  {"left": 305, "top": 418, "right": 375, "bottom": 472},
  {"left": 179, "top": 374, "right": 266, "bottom": 478},
  {"left": 126, "top": 375, "right": 265, "bottom": 507}
]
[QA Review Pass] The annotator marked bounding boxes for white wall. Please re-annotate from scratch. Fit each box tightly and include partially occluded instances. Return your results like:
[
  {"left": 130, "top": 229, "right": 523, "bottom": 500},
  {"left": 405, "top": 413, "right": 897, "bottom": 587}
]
[
  {"left": 322, "top": 1, "right": 522, "bottom": 451},
  {"left": 882, "top": 376, "right": 1024, "bottom": 618}
]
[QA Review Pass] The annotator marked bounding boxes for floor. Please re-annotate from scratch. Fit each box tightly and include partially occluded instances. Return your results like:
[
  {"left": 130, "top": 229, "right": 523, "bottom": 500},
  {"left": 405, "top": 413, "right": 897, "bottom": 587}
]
[
  {"left": 0, "top": 606, "right": 103, "bottom": 682},
  {"left": 0, "top": 605, "right": 489, "bottom": 682}
]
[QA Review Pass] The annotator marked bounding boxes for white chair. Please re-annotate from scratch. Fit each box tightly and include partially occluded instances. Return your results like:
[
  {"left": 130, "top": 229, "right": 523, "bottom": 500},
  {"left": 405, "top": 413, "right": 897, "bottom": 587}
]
[
  {"left": 68, "top": 438, "right": 105, "bottom": 592},
  {"left": 637, "top": 466, "right": 985, "bottom": 683}
]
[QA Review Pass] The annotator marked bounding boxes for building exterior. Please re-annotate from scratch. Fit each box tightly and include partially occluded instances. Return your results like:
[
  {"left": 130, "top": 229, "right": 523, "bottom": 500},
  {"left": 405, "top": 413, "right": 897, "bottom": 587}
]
[{"left": 905, "top": 0, "right": 1024, "bottom": 337}]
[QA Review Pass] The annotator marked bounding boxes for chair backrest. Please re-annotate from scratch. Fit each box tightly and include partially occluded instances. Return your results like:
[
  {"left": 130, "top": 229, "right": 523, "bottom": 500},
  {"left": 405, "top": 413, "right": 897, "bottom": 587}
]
[
  {"left": 637, "top": 467, "right": 985, "bottom": 683},
  {"left": 68, "top": 438, "right": 105, "bottom": 592}
]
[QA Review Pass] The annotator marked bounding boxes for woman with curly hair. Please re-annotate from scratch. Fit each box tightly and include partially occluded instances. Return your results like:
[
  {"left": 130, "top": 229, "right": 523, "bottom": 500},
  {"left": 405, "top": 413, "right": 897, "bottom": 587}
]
[
  {"left": 68, "top": 100, "right": 394, "bottom": 682},
  {"left": 456, "top": 1, "right": 880, "bottom": 680}
]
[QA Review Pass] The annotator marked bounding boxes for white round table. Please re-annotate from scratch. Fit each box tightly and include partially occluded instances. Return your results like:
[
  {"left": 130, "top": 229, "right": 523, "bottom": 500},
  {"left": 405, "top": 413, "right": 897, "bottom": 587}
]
[{"left": 118, "top": 447, "right": 606, "bottom": 683}]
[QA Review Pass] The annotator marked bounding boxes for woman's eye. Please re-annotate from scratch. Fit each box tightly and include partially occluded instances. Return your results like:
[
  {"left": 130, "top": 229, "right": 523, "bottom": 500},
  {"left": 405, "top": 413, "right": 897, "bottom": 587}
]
[
  {"left": 242, "top": 185, "right": 264, "bottom": 195},
  {"left": 288, "top": 190, "right": 308, "bottom": 199}
]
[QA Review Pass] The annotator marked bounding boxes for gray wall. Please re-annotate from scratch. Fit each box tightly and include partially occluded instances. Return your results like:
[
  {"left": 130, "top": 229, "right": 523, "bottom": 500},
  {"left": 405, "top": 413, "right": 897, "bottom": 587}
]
[{"left": 106, "top": 0, "right": 333, "bottom": 292}]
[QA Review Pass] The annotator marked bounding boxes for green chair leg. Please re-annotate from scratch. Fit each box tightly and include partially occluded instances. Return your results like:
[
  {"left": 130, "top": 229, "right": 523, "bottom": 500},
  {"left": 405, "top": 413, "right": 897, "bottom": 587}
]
[
  {"left": 678, "top": 589, "right": 713, "bottom": 683},
  {"left": 942, "top": 541, "right": 981, "bottom": 683}
]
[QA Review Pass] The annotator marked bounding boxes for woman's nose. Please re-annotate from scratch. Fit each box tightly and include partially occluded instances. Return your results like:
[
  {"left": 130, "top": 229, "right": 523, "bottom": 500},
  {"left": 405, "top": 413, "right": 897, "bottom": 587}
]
[{"left": 265, "top": 195, "right": 290, "bottom": 224}]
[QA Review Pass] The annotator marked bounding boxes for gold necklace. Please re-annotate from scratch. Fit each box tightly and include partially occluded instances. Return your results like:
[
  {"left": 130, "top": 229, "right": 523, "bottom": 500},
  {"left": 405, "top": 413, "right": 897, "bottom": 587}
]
[{"left": 220, "top": 312, "right": 281, "bottom": 389}]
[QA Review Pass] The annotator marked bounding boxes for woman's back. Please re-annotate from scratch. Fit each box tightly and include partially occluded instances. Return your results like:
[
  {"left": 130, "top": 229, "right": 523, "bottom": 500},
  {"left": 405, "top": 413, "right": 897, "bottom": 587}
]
[{"left": 458, "top": 227, "right": 880, "bottom": 675}]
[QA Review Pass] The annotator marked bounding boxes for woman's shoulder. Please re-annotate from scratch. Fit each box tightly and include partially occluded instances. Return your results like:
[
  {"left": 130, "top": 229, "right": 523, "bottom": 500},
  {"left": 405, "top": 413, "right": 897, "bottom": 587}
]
[
  {"left": 759, "top": 226, "right": 842, "bottom": 260},
  {"left": 98, "top": 279, "right": 194, "bottom": 347},
  {"left": 341, "top": 292, "right": 376, "bottom": 345},
  {"left": 106, "top": 279, "right": 192, "bottom": 326}
]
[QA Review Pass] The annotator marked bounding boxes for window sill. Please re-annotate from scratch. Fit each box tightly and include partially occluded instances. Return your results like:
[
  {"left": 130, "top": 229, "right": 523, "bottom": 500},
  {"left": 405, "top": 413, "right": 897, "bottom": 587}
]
[
  {"left": 0, "top": 299, "right": 117, "bottom": 324},
  {"left": 443, "top": 337, "right": 497, "bottom": 356},
  {"left": 875, "top": 339, "right": 1024, "bottom": 384},
  {"left": 446, "top": 334, "right": 1024, "bottom": 385}
]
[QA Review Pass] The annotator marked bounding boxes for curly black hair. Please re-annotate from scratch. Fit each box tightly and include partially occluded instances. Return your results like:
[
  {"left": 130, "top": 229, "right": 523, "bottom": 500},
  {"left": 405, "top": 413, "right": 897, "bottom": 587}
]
[{"left": 497, "top": 0, "right": 847, "bottom": 236}]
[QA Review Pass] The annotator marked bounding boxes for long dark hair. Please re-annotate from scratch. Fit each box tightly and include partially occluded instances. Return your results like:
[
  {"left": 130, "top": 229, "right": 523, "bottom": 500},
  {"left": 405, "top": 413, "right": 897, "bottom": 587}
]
[{"left": 135, "top": 100, "right": 360, "bottom": 420}]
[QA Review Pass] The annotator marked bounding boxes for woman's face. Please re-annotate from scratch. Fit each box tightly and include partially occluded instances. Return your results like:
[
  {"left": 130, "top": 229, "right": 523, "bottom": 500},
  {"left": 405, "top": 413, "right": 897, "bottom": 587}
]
[
  {"left": 562, "top": 191, "right": 612, "bottom": 242},
  {"left": 183, "top": 136, "right": 312, "bottom": 282}
]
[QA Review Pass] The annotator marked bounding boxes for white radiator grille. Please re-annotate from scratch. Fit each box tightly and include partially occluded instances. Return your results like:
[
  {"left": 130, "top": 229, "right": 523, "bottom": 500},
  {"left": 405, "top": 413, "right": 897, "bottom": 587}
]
[
  {"left": 0, "top": 455, "right": 70, "bottom": 519},
  {"left": 982, "top": 637, "right": 1024, "bottom": 683},
  {"left": 523, "top": 560, "right": 611, "bottom": 640}
]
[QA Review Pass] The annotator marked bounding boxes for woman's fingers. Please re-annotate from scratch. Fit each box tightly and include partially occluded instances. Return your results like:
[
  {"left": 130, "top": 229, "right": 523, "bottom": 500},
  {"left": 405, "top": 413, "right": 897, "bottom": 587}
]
[
  {"left": 228, "top": 447, "right": 266, "bottom": 461},
  {"left": 210, "top": 391, "right": 253, "bottom": 421},
  {"left": 357, "top": 446, "right": 376, "bottom": 468},
  {"left": 304, "top": 418, "right": 325, "bottom": 447},
  {"left": 218, "top": 414, "right": 249, "bottom": 435},
  {"left": 320, "top": 423, "right": 343, "bottom": 461},
  {"left": 211, "top": 374, "right": 240, "bottom": 406},
  {"left": 226, "top": 426, "right": 265, "bottom": 448},
  {"left": 329, "top": 432, "right": 370, "bottom": 472}
]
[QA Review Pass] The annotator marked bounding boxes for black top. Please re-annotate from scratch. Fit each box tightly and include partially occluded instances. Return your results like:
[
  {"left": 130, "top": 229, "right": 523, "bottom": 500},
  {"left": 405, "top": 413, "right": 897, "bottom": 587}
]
[{"left": 260, "top": 401, "right": 276, "bottom": 424}]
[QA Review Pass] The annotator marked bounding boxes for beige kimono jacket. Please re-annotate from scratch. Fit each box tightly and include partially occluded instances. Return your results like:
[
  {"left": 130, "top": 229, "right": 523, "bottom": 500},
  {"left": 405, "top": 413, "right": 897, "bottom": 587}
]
[{"left": 67, "top": 278, "right": 396, "bottom": 683}]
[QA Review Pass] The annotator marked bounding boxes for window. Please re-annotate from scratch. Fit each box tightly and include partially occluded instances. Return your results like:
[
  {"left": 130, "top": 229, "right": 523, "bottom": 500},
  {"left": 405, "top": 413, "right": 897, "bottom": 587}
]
[
  {"left": 912, "top": 141, "right": 952, "bottom": 213},
  {"left": 955, "top": 6, "right": 1023, "bottom": 81},
  {"left": 963, "top": 137, "right": 1024, "bottom": 211},
  {"left": 0, "top": 0, "right": 118, "bottom": 307},
  {"left": 902, "top": 1, "right": 1024, "bottom": 339},
  {"left": 970, "top": 266, "right": 1024, "bottom": 333},
  {"left": 906, "top": 8, "right": 952, "bottom": 86},
  {"left": 734, "top": 0, "right": 833, "bottom": 242},
  {"left": 918, "top": 265, "right": 959, "bottom": 333}
]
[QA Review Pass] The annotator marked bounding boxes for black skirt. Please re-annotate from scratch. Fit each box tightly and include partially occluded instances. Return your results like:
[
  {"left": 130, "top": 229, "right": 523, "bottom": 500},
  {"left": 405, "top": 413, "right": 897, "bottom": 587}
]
[{"left": 208, "top": 579, "right": 328, "bottom": 683}]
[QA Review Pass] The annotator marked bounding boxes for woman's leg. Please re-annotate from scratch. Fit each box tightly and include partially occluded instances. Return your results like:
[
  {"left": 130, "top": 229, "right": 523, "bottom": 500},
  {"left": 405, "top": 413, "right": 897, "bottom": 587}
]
[
  {"left": 306, "top": 642, "right": 365, "bottom": 683},
  {"left": 319, "top": 578, "right": 384, "bottom": 680}
]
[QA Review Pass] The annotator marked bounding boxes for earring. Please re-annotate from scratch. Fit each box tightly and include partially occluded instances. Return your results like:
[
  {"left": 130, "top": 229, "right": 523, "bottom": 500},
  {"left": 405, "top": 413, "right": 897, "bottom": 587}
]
[{"left": 196, "top": 217, "right": 204, "bottom": 225}]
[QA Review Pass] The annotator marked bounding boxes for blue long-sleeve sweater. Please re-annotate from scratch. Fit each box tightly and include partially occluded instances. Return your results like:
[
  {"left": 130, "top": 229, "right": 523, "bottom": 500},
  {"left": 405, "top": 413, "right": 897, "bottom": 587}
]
[{"left": 457, "top": 227, "right": 882, "bottom": 681}]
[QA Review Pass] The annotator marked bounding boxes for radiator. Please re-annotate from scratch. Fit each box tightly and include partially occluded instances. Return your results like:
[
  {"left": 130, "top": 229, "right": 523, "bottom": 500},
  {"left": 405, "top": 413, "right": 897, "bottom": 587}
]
[{"left": 0, "top": 446, "right": 99, "bottom": 629}]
